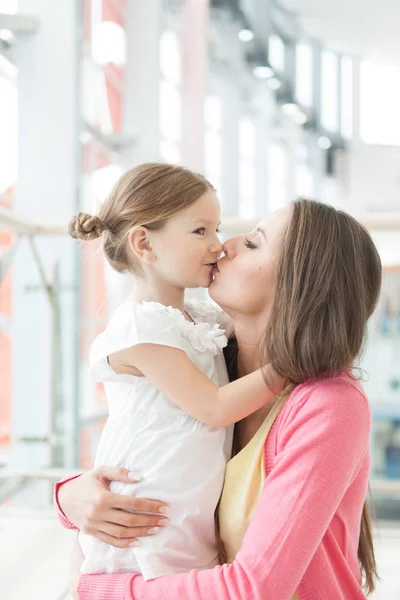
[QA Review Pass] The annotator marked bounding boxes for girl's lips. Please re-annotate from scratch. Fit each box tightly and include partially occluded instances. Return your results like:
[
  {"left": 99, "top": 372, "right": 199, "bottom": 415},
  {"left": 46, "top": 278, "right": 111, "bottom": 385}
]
[
  {"left": 205, "top": 263, "right": 216, "bottom": 272},
  {"left": 211, "top": 264, "right": 219, "bottom": 275}
]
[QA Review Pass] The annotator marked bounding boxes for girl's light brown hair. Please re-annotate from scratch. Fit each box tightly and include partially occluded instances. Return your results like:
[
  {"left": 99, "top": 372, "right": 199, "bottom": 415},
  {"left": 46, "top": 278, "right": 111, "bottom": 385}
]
[
  {"left": 68, "top": 163, "right": 214, "bottom": 273},
  {"left": 263, "top": 198, "right": 382, "bottom": 594}
]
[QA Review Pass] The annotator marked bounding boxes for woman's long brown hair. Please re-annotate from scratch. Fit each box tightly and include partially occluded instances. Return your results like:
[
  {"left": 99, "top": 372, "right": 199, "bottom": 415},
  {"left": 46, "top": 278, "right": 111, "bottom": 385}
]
[{"left": 261, "top": 199, "right": 382, "bottom": 594}]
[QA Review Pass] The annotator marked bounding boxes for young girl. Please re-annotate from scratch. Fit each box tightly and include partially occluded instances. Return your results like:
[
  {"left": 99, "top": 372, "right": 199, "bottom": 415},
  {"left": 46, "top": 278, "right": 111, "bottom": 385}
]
[{"left": 68, "top": 163, "right": 283, "bottom": 580}]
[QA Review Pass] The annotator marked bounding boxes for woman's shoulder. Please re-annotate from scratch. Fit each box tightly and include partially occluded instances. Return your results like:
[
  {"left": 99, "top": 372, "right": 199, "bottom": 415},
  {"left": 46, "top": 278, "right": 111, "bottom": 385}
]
[{"left": 282, "top": 372, "right": 371, "bottom": 424}]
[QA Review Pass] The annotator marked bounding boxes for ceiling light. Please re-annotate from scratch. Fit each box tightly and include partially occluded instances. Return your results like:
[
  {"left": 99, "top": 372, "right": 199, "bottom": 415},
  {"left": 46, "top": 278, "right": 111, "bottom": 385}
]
[
  {"left": 281, "top": 103, "right": 300, "bottom": 117},
  {"left": 267, "top": 77, "right": 281, "bottom": 90},
  {"left": 0, "top": 29, "right": 14, "bottom": 43},
  {"left": 238, "top": 28, "right": 254, "bottom": 42},
  {"left": 292, "top": 111, "right": 308, "bottom": 125},
  {"left": 318, "top": 136, "right": 332, "bottom": 150},
  {"left": 79, "top": 131, "right": 93, "bottom": 145},
  {"left": 253, "top": 65, "right": 274, "bottom": 80}
]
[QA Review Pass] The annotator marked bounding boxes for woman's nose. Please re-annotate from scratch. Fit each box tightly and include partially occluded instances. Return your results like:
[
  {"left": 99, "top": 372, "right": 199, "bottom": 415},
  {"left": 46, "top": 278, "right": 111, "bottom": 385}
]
[{"left": 222, "top": 237, "right": 235, "bottom": 259}]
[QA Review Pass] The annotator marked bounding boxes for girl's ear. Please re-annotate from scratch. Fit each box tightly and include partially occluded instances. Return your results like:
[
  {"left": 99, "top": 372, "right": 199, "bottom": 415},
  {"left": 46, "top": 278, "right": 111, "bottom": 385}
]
[{"left": 128, "top": 227, "right": 157, "bottom": 263}]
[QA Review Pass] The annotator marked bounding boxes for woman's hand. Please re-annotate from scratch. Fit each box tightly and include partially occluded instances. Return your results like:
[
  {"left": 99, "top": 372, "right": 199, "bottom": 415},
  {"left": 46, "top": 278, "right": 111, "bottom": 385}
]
[{"left": 58, "top": 466, "right": 169, "bottom": 547}]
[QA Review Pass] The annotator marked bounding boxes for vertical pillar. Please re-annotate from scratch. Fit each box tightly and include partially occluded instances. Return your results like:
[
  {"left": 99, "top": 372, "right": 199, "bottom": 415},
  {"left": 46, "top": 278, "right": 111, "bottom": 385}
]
[
  {"left": 11, "top": 0, "right": 81, "bottom": 496},
  {"left": 180, "top": 0, "right": 209, "bottom": 171}
]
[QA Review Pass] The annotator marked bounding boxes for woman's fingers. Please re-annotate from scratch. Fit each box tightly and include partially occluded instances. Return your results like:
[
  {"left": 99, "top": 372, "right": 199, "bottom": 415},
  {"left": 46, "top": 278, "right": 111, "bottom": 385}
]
[
  {"left": 109, "top": 491, "right": 169, "bottom": 516},
  {"left": 93, "top": 530, "right": 140, "bottom": 549},
  {"left": 99, "top": 520, "right": 164, "bottom": 541},
  {"left": 106, "top": 509, "right": 168, "bottom": 530},
  {"left": 94, "top": 465, "right": 140, "bottom": 484}
]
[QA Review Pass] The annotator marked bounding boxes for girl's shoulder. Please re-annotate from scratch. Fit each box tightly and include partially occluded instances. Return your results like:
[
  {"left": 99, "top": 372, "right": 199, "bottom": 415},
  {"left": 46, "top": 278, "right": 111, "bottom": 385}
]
[
  {"left": 186, "top": 298, "right": 235, "bottom": 338},
  {"left": 90, "top": 300, "right": 228, "bottom": 383}
]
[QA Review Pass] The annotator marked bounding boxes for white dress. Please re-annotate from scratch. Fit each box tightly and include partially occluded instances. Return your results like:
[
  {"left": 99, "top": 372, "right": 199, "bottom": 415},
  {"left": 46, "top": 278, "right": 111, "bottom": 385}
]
[{"left": 79, "top": 299, "right": 233, "bottom": 579}]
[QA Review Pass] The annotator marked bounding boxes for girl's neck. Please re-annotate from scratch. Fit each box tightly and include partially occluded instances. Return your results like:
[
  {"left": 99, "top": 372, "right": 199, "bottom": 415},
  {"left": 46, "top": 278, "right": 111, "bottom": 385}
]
[{"left": 133, "top": 279, "right": 186, "bottom": 314}]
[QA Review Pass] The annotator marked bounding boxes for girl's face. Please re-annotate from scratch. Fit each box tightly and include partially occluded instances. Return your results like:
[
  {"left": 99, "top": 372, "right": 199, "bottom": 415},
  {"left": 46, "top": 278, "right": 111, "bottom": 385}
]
[
  {"left": 209, "top": 207, "right": 292, "bottom": 317},
  {"left": 149, "top": 190, "right": 223, "bottom": 289}
]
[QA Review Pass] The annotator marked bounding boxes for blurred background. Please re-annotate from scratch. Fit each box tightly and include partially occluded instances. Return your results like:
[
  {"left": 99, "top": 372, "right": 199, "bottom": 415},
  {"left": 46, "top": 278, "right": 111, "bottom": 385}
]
[{"left": 0, "top": 0, "right": 399, "bottom": 598}]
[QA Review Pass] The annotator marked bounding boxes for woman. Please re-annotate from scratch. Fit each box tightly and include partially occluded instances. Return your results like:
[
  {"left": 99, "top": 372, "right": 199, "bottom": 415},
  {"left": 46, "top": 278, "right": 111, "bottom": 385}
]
[{"left": 56, "top": 199, "right": 381, "bottom": 599}]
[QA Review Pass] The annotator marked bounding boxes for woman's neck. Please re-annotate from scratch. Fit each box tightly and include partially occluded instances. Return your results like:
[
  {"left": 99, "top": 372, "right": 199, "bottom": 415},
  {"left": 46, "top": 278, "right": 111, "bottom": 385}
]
[
  {"left": 234, "top": 314, "right": 269, "bottom": 377},
  {"left": 233, "top": 313, "right": 275, "bottom": 448}
]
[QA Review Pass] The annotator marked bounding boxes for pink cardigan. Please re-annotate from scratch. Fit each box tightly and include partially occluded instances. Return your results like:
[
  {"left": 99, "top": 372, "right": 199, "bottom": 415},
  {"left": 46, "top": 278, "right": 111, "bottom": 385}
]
[{"left": 55, "top": 374, "right": 371, "bottom": 600}]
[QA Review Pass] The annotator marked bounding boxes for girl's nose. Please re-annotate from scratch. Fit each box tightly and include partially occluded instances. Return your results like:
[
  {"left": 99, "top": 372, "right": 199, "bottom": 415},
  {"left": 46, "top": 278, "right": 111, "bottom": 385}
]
[{"left": 210, "top": 236, "right": 223, "bottom": 254}]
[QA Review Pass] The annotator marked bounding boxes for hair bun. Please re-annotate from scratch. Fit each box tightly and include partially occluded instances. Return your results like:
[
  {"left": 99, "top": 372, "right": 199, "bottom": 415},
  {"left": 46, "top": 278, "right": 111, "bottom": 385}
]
[{"left": 68, "top": 212, "right": 106, "bottom": 241}]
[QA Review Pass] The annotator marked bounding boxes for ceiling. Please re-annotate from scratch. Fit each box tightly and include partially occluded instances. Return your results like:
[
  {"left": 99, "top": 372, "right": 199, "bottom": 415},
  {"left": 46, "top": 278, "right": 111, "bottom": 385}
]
[{"left": 281, "top": 0, "right": 400, "bottom": 64}]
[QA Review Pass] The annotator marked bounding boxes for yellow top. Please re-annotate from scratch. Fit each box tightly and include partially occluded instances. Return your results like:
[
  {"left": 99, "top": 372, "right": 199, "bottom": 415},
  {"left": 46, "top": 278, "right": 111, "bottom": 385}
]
[{"left": 219, "top": 395, "right": 299, "bottom": 600}]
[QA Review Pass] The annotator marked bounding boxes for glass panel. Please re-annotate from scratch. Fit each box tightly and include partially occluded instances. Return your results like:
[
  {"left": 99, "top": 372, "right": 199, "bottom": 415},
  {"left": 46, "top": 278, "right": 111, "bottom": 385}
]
[
  {"left": 341, "top": 56, "right": 353, "bottom": 140},
  {"left": 204, "top": 95, "right": 222, "bottom": 131},
  {"left": 321, "top": 50, "right": 339, "bottom": 132},
  {"left": 360, "top": 60, "right": 400, "bottom": 146},
  {"left": 204, "top": 130, "right": 222, "bottom": 192},
  {"left": 159, "top": 139, "right": 181, "bottom": 164},
  {"left": 296, "top": 164, "right": 314, "bottom": 197},
  {"left": 92, "top": 21, "right": 126, "bottom": 66},
  {"left": 267, "top": 143, "right": 286, "bottom": 211},
  {"left": 296, "top": 42, "right": 313, "bottom": 108},
  {"left": 0, "top": 74, "right": 17, "bottom": 195},
  {"left": 238, "top": 161, "right": 256, "bottom": 218},
  {"left": 159, "top": 30, "right": 181, "bottom": 86},
  {"left": 159, "top": 78, "right": 181, "bottom": 143},
  {"left": 239, "top": 117, "right": 255, "bottom": 160},
  {"left": 268, "top": 34, "right": 285, "bottom": 72}
]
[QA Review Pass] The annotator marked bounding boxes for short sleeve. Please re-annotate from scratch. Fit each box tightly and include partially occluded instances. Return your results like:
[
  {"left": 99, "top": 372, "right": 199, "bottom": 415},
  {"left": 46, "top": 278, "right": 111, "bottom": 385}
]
[
  {"left": 89, "top": 301, "right": 187, "bottom": 383},
  {"left": 186, "top": 298, "right": 234, "bottom": 338}
]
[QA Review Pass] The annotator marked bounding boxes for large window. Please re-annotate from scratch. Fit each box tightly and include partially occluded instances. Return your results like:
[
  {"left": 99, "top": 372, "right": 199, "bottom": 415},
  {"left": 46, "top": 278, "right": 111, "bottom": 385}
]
[
  {"left": 0, "top": 56, "right": 17, "bottom": 197},
  {"left": 296, "top": 42, "right": 313, "bottom": 108},
  {"left": 341, "top": 56, "right": 353, "bottom": 140},
  {"left": 204, "top": 95, "right": 222, "bottom": 198},
  {"left": 360, "top": 60, "right": 400, "bottom": 146},
  {"left": 238, "top": 117, "right": 256, "bottom": 218},
  {"left": 321, "top": 50, "right": 339, "bottom": 132},
  {"left": 267, "top": 143, "right": 286, "bottom": 211},
  {"left": 159, "top": 30, "right": 182, "bottom": 162},
  {"left": 268, "top": 34, "right": 285, "bottom": 73}
]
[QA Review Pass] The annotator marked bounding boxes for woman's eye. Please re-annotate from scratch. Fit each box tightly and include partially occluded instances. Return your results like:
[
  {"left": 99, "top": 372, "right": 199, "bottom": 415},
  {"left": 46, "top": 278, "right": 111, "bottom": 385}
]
[
  {"left": 244, "top": 238, "right": 257, "bottom": 249},
  {"left": 194, "top": 228, "right": 206, "bottom": 235}
]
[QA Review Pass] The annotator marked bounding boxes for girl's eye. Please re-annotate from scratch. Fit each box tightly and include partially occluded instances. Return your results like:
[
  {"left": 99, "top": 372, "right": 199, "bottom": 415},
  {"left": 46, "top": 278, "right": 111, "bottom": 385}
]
[
  {"left": 244, "top": 238, "right": 257, "bottom": 249},
  {"left": 193, "top": 228, "right": 206, "bottom": 235}
]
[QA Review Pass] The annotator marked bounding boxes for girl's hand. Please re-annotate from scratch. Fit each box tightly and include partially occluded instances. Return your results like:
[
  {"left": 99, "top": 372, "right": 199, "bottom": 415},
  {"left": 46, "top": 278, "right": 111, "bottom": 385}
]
[{"left": 58, "top": 466, "right": 169, "bottom": 547}]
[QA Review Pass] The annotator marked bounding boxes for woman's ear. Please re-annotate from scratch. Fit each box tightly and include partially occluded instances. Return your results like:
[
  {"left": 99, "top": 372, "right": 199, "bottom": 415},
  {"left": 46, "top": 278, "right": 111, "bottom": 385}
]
[{"left": 128, "top": 227, "right": 157, "bottom": 263}]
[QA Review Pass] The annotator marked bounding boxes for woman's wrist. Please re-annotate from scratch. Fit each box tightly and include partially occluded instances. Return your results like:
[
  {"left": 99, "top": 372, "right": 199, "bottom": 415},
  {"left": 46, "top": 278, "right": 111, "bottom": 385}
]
[{"left": 54, "top": 474, "right": 82, "bottom": 529}]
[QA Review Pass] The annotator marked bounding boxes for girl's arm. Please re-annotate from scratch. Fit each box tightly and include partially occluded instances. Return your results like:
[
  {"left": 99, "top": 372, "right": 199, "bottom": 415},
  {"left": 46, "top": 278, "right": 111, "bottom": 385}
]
[
  {"left": 110, "top": 344, "right": 284, "bottom": 428},
  {"left": 77, "top": 379, "right": 371, "bottom": 600}
]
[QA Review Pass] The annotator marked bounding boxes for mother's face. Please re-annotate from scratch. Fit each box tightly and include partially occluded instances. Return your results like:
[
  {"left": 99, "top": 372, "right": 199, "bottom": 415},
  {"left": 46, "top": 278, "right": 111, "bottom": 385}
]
[{"left": 210, "top": 207, "right": 292, "bottom": 317}]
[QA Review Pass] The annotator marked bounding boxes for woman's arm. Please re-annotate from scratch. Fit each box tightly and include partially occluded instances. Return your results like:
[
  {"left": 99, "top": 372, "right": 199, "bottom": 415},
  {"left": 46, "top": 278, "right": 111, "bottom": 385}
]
[
  {"left": 77, "top": 379, "right": 371, "bottom": 600},
  {"left": 110, "top": 345, "right": 283, "bottom": 428},
  {"left": 55, "top": 467, "right": 169, "bottom": 546}
]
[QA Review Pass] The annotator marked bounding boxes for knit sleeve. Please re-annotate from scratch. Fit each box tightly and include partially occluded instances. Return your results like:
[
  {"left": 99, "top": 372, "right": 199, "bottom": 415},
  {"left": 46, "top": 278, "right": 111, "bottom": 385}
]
[
  {"left": 54, "top": 474, "right": 82, "bottom": 530},
  {"left": 77, "top": 379, "right": 371, "bottom": 600}
]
